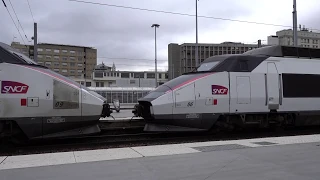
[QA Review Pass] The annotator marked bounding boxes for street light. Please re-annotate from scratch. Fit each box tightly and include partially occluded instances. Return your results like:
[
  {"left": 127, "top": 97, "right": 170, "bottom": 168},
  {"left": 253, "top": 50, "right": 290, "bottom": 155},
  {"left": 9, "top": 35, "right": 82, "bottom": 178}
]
[
  {"left": 151, "top": 23, "right": 160, "bottom": 87},
  {"left": 195, "top": 0, "right": 199, "bottom": 67}
]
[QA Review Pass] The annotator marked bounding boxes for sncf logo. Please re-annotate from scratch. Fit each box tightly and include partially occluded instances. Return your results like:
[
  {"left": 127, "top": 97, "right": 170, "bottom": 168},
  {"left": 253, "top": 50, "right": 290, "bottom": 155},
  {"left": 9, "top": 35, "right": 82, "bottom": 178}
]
[
  {"left": 1, "top": 81, "right": 29, "bottom": 94},
  {"left": 212, "top": 85, "right": 228, "bottom": 95}
]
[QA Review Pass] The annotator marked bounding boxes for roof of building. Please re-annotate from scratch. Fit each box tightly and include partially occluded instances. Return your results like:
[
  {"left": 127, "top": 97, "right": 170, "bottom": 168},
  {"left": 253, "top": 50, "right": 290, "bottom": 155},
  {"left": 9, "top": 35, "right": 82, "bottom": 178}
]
[
  {"left": 180, "top": 42, "right": 258, "bottom": 46},
  {"left": 95, "top": 63, "right": 111, "bottom": 70},
  {"left": 38, "top": 43, "right": 95, "bottom": 49}
]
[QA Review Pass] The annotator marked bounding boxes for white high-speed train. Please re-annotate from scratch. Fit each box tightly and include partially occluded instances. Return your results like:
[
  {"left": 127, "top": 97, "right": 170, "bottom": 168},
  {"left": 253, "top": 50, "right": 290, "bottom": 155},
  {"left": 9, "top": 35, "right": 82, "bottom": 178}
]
[
  {"left": 0, "top": 42, "right": 111, "bottom": 141},
  {"left": 130, "top": 45, "right": 320, "bottom": 132}
]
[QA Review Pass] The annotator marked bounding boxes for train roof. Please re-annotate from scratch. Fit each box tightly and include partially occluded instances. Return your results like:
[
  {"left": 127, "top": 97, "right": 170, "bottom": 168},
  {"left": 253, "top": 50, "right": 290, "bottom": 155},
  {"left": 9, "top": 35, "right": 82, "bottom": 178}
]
[
  {"left": 243, "top": 45, "right": 320, "bottom": 59},
  {"left": 88, "top": 87, "right": 156, "bottom": 92}
]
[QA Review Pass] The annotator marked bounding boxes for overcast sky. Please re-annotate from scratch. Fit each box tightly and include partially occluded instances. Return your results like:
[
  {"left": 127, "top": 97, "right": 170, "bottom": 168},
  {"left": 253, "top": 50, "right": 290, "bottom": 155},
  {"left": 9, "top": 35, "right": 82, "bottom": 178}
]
[{"left": 1, "top": 0, "right": 320, "bottom": 71}]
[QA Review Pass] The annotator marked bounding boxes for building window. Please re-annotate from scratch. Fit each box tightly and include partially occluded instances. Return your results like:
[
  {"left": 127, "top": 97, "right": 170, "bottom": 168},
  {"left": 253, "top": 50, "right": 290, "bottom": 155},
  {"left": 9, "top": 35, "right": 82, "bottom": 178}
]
[
  {"left": 54, "top": 62, "right": 59, "bottom": 66},
  {"left": 38, "top": 61, "right": 43, "bottom": 64},
  {"left": 62, "top": 50, "right": 68, "bottom": 53},
  {"left": 86, "top": 82, "right": 91, "bottom": 87},
  {"left": 134, "top": 73, "right": 144, "bottom": 78},
  {"left": 165, "top": 73, "right": 168, "bottom": 79},
  {"left": 54, "top": 49, "right": 60, "bottom": 53},
  {"left": 70, "top": 50, "right": 75, "bottom": 54},
  {"left": 77, "top": 63, "right": 82, "bottom": 67},
  {"left": 70, "top": 62, "right": 75, "bottom": 66},
  {"left": 53, "top": 69, "right": 59, "bottom": 72},
  {"left": 78, "top": 57, "right": 83, "bottom": 61},
  {"left": 70, "top": 70, "right": 75, "bottom": 74},
  {"left": 158, "top": 73, "right": 162, "bottom": 79},
  {"left": 46, "top": 56, "right": 51, "bottom": 60},
  {"left": 38, "top": 55, "right": 43, "bottom": 58},
  {"left": 62, "top": 57, "right": 68, "bottom": 61},
  {"left": 147, "top": 73, "right": 155, "bottom": 78},
  {"left": 130, "top": 80, "right": 136, "bottom": 84},
  {"left": 46, "top": 49, "right": 51, "bottom": 52},
  {"left": 62, "top": 69, "right": 67, "bottom": 73},
  {"left": 54, "top": 56, "right": 59, "bottom": 60},
  {"left": 37, "top": 48, "right": 43, "bottom": 52},
  {"left": 45, "top": 62, "right": 51, "bottom": 66},
  {"left": 95, "top": 82, "right": 104, "bottom": 87},
  {"left": 121, "top": 73, "right": 130, "bottom": 78},
  {"left": 62, "top": 63, "right": 68, "bottom": 66},
  {"left": 70, "top": 56, "right": 75, "bottom": 61},
  {"left": 77, "top": 70, "right": 82, "bottom": 73},
  {"left": 94, "top": 72, "right": 103, "bottom": 78}
]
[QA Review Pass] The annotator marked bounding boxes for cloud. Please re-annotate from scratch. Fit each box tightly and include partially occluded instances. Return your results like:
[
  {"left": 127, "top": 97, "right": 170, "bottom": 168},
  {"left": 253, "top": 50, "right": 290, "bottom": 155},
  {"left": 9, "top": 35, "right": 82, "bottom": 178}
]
[{"left": 1, "top": 0, "right": 320, "bottom": 71}]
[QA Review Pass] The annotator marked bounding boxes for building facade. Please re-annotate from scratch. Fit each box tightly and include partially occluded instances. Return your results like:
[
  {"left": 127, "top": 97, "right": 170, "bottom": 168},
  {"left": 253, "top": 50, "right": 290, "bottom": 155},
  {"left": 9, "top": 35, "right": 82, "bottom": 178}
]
[
  {"left": 267, "top": 28, "right": 320, "bottom": 48},
  {"left": 11, "top": 42, "right": 97, "bottom": 79},
  {"left": 74, "top": 63, "right": 169, "bottom": 88},
  {"left": 168, "top": 42, "right": 261, "bottom": 79}
]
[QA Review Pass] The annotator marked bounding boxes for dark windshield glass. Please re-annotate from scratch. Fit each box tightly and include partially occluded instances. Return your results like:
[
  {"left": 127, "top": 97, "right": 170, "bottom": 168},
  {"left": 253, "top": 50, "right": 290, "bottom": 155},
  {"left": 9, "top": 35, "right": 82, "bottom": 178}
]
[
  {"left": 0, "top": 42, "right": 39, "bottom": 65},
  {"left": 197, "top": 61, "right": 220, "bottom": 71}
]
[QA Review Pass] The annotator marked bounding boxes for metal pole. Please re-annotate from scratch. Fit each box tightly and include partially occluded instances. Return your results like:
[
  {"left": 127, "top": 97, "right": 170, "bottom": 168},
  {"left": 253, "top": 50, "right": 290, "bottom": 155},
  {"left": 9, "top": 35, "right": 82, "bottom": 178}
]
[
  {"left": 33, "top": 22, "right": 37, "bottom": 62},
  {"left": 151, "top": 24, "right": 159, "bottom": 87},
  {"left": 155, "top": 27, "right": 157, "bottom": 87},
  {"left": 293, "top": 0, "right": 298, "bottom": 46},
  {"left": 195, "top": 0, "right": 199, "bottom": 67}
]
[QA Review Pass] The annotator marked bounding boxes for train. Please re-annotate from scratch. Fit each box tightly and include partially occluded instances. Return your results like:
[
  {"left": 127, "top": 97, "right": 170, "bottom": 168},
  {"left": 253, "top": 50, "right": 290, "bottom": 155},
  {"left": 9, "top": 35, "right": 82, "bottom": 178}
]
[
  {"left": 0, "top": 42, "right": 111, "bottom": 142},
  {"left": 129, "top": 45, "right": 320, "bottom": 132}
]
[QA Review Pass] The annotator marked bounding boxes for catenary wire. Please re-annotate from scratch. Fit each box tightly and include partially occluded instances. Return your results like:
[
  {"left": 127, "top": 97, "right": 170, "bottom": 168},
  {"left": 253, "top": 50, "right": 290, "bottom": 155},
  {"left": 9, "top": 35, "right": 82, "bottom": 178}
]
[
  {"left": 68, "top": 0, "right": 320, "bottom": 32},
  {"left": 7, "top": 0, "right": 29, "bottom": 41},
  {"left": 26, "top": 0, "right": 35, "bottom": 22},
  {"left": 2, "top": 0, "right": 27, "bottom": 46}
]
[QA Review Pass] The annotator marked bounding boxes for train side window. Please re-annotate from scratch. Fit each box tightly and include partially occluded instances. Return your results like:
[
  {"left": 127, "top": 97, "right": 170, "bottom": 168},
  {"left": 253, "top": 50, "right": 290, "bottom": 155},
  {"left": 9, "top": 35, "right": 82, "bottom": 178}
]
[
  {"left": 297, "top": 47, "right": 310, "bottom": 58},
  {"left": 239, "top": 61, "right": 249, "bottom": 71},
  {"left": 282, "top": 73, "right": 320, "bottom": 97}
]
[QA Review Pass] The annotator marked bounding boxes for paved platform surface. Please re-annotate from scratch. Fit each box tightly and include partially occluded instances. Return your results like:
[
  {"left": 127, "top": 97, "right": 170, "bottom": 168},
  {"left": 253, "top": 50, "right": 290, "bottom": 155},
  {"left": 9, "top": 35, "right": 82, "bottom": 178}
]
[{"left": 1, "top": 134, "right": 320, "bottom": 179}]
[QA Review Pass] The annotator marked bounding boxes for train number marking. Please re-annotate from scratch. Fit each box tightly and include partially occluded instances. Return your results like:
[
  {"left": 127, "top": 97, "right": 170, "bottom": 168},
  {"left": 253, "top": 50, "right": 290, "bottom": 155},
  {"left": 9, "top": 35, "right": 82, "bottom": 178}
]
[
  {"left": 186, "top": 113, "right": 199, "bottom": 119},
  {"left": 47, "top": 117, "right": 66, "bottom": 124},
  {"left": 55, "top": 101, "right": 64, "bottom": 107}
]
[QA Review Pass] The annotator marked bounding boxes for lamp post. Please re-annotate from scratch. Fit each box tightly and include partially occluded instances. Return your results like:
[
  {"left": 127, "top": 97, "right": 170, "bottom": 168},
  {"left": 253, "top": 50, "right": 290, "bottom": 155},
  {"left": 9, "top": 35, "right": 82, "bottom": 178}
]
[
  {"left": 293, "top": 0, "right": 298, "bottom": 46},
  {"left": 195, "top": 0, "right": 199, "bottom": 67},
  {"left": 151, "top": 24, "right": 160, "bottom": 87}
]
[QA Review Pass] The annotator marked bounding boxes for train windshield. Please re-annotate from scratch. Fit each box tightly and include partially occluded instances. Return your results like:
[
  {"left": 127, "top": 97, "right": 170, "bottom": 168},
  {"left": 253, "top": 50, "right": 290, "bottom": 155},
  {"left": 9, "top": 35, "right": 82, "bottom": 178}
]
[
  {"left": 197, "top": 61, "right": 220, "bottom": 71},
  {"left": 196, "top": 55, "right": 230, "bottom": 72},
  {"left": 0, "top": 42, "right": 46, "bottom": 68},
  {"left": 143, "top": 85, "right": 170, "bottom": 99}
]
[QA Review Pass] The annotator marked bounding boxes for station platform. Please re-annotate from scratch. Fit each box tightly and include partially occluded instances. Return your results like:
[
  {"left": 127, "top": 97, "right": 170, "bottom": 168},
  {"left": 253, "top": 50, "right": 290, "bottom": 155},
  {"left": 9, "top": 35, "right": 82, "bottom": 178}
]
[{"left": 1, "top": 134, "right": 320, "bottom": 179}]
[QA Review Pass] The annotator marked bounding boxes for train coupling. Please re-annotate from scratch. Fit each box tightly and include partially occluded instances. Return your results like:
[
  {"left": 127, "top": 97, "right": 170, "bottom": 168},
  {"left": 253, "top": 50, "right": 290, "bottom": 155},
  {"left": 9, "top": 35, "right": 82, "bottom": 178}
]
[
  {"left": 132, "top": 104, "right": 143, "bottom": 117},
  {"left": 101, "top": 102, "right": 112, "bottom": 118}
]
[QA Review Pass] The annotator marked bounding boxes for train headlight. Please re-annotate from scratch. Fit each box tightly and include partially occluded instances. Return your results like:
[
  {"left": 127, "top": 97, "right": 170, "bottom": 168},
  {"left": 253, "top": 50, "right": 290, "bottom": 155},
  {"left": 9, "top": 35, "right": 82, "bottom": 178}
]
[{"left": 150, "top": 106, "right": 154, "bottom": 115}]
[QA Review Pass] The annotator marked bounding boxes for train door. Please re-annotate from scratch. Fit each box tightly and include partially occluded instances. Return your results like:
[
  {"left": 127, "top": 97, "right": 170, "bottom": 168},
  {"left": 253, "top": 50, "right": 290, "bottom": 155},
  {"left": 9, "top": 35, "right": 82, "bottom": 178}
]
[
  {"left": 173, "top": 83, "right": 200, "bottom": 128},
  {"left": 266, "top": 62, "right": 280, "bottom": 110},
  {"left": 236, "top": 76, "right": 251, "bottom": 104}
]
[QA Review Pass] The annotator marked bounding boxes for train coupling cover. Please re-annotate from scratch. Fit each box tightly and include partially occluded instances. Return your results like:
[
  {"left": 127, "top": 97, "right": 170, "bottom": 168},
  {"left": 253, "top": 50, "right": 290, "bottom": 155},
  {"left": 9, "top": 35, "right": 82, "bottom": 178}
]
[{"left": 101, "top": 102, "right": 112, "bottom": 118}]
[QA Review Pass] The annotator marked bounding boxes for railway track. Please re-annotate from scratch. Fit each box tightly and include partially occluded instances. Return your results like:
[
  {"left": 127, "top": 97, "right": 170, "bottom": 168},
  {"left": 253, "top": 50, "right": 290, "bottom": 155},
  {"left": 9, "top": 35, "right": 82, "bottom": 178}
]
[{"left": 1, "top": 125, "right": 320, "bottom": 156}]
